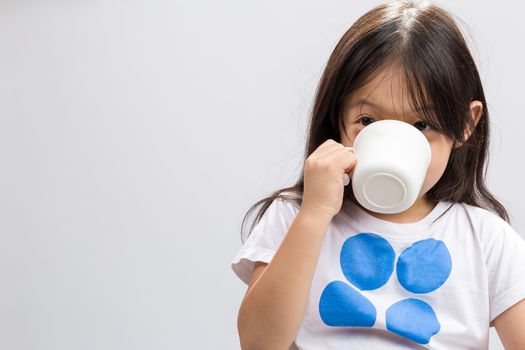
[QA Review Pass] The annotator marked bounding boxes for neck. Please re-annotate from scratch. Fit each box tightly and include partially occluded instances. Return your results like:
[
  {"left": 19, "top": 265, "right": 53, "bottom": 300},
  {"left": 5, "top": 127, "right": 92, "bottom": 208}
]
[{"left": 359, "top": 195, "right": 437, "bottom": 224}]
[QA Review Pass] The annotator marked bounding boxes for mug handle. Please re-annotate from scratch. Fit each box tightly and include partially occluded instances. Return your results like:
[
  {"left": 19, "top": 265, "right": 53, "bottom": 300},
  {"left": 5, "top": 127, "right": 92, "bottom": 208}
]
[{"left": 343, "top": 147, "right": 354, "bottom": 186}]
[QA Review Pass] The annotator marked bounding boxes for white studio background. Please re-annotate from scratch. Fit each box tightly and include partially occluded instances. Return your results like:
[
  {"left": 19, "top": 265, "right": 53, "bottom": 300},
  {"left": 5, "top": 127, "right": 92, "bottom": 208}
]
[{"left": 0, "top": 0, "right": 523, "bottom": 349}]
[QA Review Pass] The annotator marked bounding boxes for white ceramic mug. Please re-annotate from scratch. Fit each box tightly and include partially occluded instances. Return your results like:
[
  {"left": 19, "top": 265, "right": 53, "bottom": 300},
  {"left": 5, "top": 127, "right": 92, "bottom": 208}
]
[{"left": 343, "top": 119, "right": 431, "bottom": 214}]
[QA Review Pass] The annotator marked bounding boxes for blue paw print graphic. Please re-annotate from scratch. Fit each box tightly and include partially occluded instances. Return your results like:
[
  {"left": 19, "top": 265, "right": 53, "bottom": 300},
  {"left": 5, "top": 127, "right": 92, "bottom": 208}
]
[{"left": 319, "top": 233, "right": 452, "bottom": 344}]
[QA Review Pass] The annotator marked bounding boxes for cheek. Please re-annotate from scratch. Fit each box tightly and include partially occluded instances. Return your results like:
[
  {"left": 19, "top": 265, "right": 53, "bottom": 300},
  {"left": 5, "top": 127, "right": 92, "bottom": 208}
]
[
  {"left": 340, "top": 125, "right": 359, "bottom": 145},
  {"left": 423, "top": 141, "right": 452, "bottom": 188},
  {"left": 341, "top": 125, "right": 363, "bottom": 145}
]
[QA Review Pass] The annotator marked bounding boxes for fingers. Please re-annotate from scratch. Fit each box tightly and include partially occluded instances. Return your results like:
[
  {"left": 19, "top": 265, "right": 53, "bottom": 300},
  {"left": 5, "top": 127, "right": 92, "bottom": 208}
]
[
  {"left": 308, "top": 140, "right": 356, "bottom": 178},
  {"left": 322, "top": 145, "right": 356, "bottom": 172},
  {"left": 343, "top": 173, "right": 350, "bottom": 186},
  {"left": 314, "top": 139, "right": 351, "bottom": 159},
  {"left": 314, "top": 139, "right": 339, "bottom": 157}
]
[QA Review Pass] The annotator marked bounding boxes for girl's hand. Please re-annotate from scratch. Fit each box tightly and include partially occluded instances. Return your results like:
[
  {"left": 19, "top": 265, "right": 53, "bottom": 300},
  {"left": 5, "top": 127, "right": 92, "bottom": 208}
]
[{"left": 302, "top": 139, "right": 356, "bottom": 220}]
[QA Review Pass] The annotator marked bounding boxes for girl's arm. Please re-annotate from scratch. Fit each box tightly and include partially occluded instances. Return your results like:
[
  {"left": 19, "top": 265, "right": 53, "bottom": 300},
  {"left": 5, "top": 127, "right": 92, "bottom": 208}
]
[
  {"left": 236, "top": 207, "right": 332, "bottom": 350},
  {"left": 493, "top": 298, "right": 525, "bottom": 349}
]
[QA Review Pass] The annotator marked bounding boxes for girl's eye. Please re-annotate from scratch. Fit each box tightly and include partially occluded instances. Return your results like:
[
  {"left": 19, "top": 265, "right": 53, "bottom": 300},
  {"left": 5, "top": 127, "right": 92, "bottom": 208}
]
[
  {"left": 358, "top": 116, "right": 375, "bottom": 126},
  {"left": 414, "top": 121, "right": 432, "bottom": 132},
  {"left": 358, "top": 116, "right": 432, "bottom": 132}
]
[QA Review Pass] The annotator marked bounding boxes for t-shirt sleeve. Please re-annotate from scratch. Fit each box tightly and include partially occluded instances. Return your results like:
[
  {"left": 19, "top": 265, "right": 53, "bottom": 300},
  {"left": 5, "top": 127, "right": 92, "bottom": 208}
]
[
  {"left": 231, "top": 197, "right": 300, "bottom": 285},
  {"left": 484, "top": 216, "right": 525, "bottom": 324}
]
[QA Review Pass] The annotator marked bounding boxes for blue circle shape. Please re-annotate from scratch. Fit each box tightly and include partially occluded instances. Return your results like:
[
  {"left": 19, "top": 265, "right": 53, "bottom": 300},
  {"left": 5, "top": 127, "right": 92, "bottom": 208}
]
[
  {"left": 340, "top": 233, "right": 395, "bottom": 290},
  {"left": 396, "top": 238, "right": 452, "bottom": 293},
  {"left": 386, "top": 298, "right": 441, "bottom": 344},
  {"left": 319, "top": 280, "right": 376, "bottom": 327}
]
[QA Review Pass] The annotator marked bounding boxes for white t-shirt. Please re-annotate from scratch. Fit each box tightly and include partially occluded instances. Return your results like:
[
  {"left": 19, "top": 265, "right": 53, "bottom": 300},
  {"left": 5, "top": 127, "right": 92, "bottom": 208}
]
[{"left": 231, "top": 193, "right": 525, "bottom": 349}]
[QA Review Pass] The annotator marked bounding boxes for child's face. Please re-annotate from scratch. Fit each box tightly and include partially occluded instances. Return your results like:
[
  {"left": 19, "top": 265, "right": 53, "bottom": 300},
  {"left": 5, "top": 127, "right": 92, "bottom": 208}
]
[{"left": 340, "top": 65, "right": 454, "bottom": 199}]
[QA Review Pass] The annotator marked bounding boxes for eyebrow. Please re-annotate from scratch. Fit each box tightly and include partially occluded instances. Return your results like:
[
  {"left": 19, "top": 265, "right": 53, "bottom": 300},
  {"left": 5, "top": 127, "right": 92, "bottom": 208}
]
[{"left": 350, "top": 98, "right": 433, "bottom": 114}]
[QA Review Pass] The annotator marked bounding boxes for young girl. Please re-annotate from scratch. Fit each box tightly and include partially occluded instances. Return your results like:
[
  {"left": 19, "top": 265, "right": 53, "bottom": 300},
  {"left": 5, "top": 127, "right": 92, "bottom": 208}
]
[{"left": 231, "top": 1, "right": 525, "bottom": 349}]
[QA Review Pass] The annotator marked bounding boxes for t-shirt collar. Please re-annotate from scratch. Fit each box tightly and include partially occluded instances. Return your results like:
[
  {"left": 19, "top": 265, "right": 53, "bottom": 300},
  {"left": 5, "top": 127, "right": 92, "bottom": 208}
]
[{"left": 339, "top": 198, "right": 454, "bottom": 240}]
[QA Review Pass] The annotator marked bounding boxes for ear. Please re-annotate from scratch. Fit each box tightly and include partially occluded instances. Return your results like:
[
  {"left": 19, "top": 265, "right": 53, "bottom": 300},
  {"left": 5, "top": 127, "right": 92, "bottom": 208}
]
[{"left": 453, "top": 100, "right": 483, "bottom": 149}]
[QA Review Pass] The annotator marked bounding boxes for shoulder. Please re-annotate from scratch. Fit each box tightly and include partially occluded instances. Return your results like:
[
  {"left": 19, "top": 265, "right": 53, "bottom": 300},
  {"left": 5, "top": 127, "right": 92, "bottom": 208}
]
[
  {"left": 452, "top": 201, "right": 510, "bottom": 231},
  {"left": 452, "top": 202, "right": 522, "bottom": 250},
  {"left": 269, "top": 191, "right": 301, "bottom": 212},
  {"left": 255, "top": 191, "right": 301, "bottom": 226}
]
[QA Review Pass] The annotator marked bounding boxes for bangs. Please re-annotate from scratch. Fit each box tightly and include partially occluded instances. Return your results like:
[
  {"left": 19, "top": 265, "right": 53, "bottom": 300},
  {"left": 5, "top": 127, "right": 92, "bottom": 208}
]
[
  {"left": 402, "top": 64, "right": 449, "bottom": 135},
  {"left": 342, "top": 58, "right": 455, "bottom": 138}
]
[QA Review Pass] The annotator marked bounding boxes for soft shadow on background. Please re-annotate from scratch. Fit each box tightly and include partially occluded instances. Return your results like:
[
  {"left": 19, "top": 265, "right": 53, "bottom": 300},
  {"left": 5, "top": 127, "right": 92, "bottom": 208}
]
[{"left": 0, "top": 0, "right": 523, "bottom": 349}]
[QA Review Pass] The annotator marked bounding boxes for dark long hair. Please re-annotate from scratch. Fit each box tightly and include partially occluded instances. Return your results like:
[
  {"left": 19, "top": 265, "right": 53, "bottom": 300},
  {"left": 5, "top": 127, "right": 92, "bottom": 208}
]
[{"left": 240, "top": 0, "right": 510, "bottom": 243}]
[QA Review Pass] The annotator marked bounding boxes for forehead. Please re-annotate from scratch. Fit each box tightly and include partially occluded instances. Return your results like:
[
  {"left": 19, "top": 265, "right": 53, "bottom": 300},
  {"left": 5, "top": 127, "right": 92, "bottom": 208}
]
[{"left": 344, "top": 65, "right": 422, "bottom": 115}]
